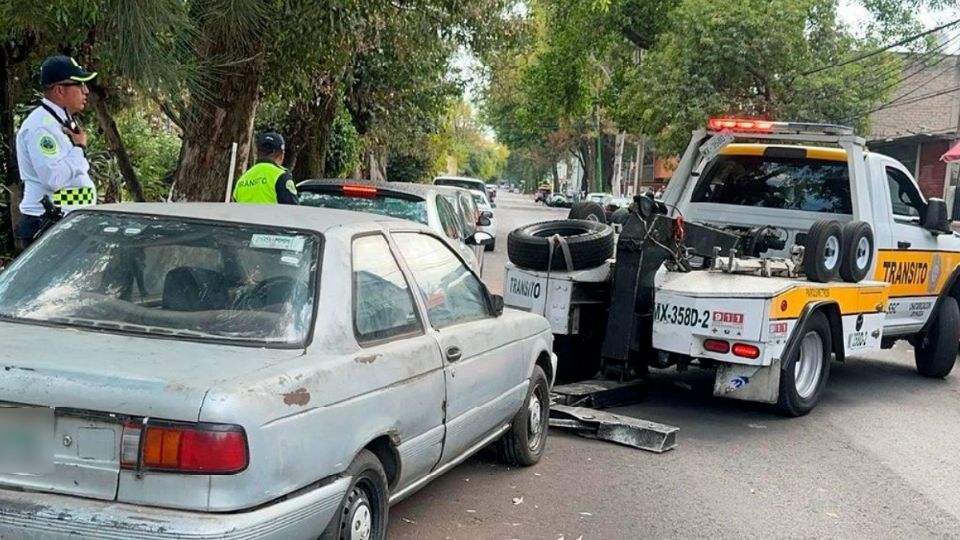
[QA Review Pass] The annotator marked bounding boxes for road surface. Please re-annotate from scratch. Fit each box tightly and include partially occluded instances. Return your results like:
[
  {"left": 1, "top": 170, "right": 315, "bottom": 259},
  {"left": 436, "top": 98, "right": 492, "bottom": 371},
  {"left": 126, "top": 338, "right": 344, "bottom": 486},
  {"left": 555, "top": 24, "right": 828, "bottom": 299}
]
[{"left": 389, "top": 192, "right": 960, "bottom": 540}]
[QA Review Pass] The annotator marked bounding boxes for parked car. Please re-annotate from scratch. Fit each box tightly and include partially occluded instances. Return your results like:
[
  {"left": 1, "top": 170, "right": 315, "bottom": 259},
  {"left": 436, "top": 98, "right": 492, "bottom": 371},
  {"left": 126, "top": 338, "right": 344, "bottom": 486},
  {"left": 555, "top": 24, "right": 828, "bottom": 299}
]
[
  {"left": 433, "top": 175, "right": 487, "bottom": 194},
  {"left": 485, "top": 183, "right": 498, "bottom": 207},
  {"left": 546, "top": 193, "right": 572, "bottom": 208},
  {"left": 586, "top": 192, "right": 613, "bottom": 205},
  {"left": 470, "top": 189, "right": 498, "bottom": 251},
  {"left": 298, "top": 179, "right": 489, "bottom": 274},
  {"left": 0, "top": 203, "right": 556, "bottom": 540}
]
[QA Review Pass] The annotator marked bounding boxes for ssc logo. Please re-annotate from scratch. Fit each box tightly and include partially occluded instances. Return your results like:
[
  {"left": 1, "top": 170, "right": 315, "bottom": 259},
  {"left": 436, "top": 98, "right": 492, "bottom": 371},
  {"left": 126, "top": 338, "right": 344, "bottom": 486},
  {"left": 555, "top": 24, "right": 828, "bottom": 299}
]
[
  {"left": 38, "top": 135, "right": 58, "bottom": 156},
  {"left": 928, "top": 254, "right": 942, "bottom": 295}
]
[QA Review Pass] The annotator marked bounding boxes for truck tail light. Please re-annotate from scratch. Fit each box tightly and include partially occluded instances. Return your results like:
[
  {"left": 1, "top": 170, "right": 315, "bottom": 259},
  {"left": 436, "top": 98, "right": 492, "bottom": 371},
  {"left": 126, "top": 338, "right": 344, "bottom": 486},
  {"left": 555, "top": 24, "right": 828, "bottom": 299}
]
[
  {"left": 121, "top": 421, "right": 248, "bottom": 474},
  {"left": 732, "top": 343, "right": 761, "bottom": 359},
  {"left": 703, "top": 339, "right": 730, "bottom": 354}
]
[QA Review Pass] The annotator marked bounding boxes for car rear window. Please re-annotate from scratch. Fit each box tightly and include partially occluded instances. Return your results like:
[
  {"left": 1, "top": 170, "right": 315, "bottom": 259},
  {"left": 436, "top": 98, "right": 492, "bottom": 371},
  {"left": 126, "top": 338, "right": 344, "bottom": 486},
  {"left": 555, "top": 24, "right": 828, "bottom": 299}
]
[
  {"left": 300, "top": 191, "right": 428, "bottom": 225},
  {"left": 435, "top": 178, "right": 485, "bottom": 192},
  {"left": 0, "top": 213, "right": 320, "bottom": 346},
  {"left": 691, "top": 155, "right": 852, "bottom": 214}
]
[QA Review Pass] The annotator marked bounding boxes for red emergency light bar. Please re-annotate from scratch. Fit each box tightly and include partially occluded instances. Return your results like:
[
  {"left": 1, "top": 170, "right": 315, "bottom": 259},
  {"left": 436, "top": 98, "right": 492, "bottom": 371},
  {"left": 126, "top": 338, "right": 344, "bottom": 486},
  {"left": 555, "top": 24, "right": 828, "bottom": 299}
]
[{"left": 707, "top": 118, "right": 854, "bottom": 136}]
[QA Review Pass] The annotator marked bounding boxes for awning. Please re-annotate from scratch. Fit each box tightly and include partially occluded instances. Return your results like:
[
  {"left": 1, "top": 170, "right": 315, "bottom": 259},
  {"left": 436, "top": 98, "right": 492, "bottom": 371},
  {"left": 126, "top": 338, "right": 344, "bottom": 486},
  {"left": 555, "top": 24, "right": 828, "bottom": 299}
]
[{"left": 943, "top": 141, "right": 960, "bottom": 163}]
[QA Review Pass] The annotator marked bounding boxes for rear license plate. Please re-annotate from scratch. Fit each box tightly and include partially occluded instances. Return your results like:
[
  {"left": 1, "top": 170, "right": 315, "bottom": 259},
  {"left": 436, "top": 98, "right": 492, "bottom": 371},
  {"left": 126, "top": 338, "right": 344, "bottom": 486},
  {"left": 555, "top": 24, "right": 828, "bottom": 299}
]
[{"left": 0, "top": 407, "right": 54, "bottom": 474}]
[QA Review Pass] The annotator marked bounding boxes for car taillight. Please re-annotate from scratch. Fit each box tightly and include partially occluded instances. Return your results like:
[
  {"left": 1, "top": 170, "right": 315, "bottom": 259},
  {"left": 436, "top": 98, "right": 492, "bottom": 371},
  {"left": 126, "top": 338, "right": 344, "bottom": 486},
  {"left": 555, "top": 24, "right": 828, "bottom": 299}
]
[
  {"left": 121, "top": 421, "right": 248, "bottom": 474},
  {"left": 703, "top": 339, "right": 730, "bottom": 354},
  {"left": 732, "top": 343, "right": 761, "bottom": 359},
  {"left": 343, "top": 185, "right": 378, "bottom": 198}
]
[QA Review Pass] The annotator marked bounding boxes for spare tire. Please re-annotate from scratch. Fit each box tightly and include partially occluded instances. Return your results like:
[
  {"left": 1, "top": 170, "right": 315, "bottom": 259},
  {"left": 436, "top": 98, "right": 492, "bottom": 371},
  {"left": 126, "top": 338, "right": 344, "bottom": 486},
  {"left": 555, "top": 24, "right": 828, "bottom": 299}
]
[
  {"left": 568, "top": 202, "right": 606, "bottom": 223},
  {"left": 508, "top": 220, "right": 614, "bottom": 271}
]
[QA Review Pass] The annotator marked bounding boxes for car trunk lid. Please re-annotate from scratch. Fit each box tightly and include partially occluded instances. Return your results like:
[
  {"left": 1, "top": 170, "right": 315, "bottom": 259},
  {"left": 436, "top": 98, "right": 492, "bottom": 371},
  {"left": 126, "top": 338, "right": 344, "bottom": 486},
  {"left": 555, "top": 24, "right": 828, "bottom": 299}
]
[{"left": 0, "top": 321, "right": 301, "bottom": 501}]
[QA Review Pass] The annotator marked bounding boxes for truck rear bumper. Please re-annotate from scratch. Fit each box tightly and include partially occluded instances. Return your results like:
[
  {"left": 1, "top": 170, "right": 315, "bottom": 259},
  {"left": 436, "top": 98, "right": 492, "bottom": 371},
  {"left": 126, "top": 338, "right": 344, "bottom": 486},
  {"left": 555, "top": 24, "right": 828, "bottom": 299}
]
[{"left": 0, "top": 476, "right": 349, "bottom": 540}]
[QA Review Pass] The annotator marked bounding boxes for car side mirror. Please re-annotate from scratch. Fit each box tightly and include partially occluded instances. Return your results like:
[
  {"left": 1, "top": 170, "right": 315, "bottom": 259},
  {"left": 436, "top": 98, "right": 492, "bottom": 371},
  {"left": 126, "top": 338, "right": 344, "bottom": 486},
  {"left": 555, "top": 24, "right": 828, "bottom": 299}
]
[
  {"left": 491, "top": 293, "right": 504, "bottom": 316},
  {"left": 466, "top": 231, "right": 494, "bottom": 246},
  {"left": 923, "top": 198, "right": 952, "bottom": 234},
  {"left": 480, "top": 210, "right": 493, "bottom": 219},
  {"left": 478, "top": 216, "right": 492, "bottom": 227}
]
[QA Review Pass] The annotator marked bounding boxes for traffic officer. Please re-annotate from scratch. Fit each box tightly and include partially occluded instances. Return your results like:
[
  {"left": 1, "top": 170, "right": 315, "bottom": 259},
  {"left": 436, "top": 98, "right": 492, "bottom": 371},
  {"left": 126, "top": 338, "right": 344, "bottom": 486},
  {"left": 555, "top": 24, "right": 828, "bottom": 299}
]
[
  {"left": 232, "top": 132, "right": 299, "bottom": 205},
  {"left": 15, "top": 55, "right": 98, "bottom": 250}
]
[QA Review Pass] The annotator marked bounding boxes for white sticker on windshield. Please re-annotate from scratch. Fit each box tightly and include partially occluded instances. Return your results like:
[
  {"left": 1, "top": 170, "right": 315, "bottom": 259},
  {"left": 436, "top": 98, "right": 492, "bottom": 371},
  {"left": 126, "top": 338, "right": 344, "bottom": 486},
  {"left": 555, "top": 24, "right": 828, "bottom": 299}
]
[
  {"left": 103, "top": 227, "right": 119, "bottom": 234},
  {"left": 280, "top": 255, "right": 301, "bottom": 266},
  {"left": 250, "top": 234, "right": 306, "bottom": 252},
  {"left": 123, "top": 228, "right": 142, "bottom": 236}
]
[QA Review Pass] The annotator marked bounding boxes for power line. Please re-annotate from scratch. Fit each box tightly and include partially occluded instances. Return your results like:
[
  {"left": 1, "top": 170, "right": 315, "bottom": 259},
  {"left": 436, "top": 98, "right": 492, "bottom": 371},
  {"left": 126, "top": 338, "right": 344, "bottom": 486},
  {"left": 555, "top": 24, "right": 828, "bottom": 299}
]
[
  {"left": 845, "top": 83, "right": 960, "bottom": 123},
  {"left": 802, "top": 17, "right": 960, "bottom": 76}
]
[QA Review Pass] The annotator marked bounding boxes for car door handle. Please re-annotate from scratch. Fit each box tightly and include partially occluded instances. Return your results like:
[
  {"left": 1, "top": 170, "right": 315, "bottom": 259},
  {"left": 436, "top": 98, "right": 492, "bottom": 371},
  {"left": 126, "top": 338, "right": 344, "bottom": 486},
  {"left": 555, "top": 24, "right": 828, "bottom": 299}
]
[
  {"left": 898, "top": 241, "right": 911, "bottom": 249},
  {"left": 445, "top": 346, "right": 463, "bottom": 362}
]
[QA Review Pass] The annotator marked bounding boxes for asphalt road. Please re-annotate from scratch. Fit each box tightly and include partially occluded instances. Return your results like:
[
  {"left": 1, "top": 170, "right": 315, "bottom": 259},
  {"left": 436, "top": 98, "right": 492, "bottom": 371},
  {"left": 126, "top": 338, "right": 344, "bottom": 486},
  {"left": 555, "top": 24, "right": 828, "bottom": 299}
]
[{"left": 389, "top": 192, "right": 960, "bottom": 540}]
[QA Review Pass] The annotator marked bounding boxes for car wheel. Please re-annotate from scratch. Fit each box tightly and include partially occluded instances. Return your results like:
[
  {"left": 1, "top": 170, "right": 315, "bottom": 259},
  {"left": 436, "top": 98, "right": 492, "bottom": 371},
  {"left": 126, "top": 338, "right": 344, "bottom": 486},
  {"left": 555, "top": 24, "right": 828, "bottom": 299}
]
[
  {"left": 568, "top": 202, "right": 606, "bottom": 223},
  {"left": 496, "top": 366, "right": 549, "bottom": 467},
  {"left": 839, "top": 221, "right": 874, "bottom": 283},
  {"left": 320, "top": 450, "right": 388, "bottom": 540},
  {"left": 776, "top": 311, "right": 831, "bottom": 417},
  {"left": 803, "top": 220, "right": 843, "bottom": 283},
  {"left": 915, "top": 296, "right": 959, "bottom": 378}
]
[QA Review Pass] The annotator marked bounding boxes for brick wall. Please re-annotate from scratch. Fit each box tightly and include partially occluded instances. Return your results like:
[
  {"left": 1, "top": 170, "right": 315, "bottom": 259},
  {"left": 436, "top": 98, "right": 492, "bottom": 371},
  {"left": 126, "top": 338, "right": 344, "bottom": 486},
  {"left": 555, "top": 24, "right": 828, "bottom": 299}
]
[
  {"left": 917, "top": 139, "right": 951, "bottom": 197},
  {"left": 868, "top": 54, "right": 960, "bottom": 140}
]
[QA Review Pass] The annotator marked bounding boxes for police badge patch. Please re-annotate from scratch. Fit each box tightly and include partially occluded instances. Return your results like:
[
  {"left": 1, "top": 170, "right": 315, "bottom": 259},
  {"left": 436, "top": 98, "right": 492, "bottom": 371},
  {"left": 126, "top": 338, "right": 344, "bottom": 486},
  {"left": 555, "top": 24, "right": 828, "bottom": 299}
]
[{"left": 38, "top": 134, "right": 58, "bottom": 156}]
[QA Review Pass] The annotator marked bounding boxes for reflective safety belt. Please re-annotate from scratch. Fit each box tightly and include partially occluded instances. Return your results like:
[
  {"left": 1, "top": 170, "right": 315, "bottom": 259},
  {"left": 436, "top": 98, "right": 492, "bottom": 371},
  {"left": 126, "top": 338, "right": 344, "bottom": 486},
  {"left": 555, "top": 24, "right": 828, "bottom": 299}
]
[{"left": 52, "top": 187, "right": 95, "bottom": 206}]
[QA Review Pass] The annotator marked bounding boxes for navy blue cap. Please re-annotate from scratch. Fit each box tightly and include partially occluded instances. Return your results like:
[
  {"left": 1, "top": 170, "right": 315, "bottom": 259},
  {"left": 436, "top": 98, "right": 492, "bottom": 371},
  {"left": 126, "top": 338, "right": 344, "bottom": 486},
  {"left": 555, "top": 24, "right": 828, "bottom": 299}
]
[
  {"left": 257, "top": 132, "right": 285, "bottom": 154},
  {"left": 40, "top": 55, "right": 97, "bottom": 86}
]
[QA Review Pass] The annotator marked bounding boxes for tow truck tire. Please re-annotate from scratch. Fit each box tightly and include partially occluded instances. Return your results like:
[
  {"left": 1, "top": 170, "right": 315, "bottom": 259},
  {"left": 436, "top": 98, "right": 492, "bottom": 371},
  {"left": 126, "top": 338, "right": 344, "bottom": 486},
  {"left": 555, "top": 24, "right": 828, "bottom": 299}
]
[
  {"left": 914, "top": 296, "right": 959, "bottom": 378},
  {"left": 568, "top": 202, "right": 606, "bottom": 223},
  {"left": 507, "top": 220, "right": 614, "bottom": 271},
  {"left": 839, "top": 221, "right": 874, "bottom": 283},
  {"left": 776, "top": 311, "right": 832, "bottom": 417},
  {"left": 496, "top": 366, "right": 550, "bottom": 467},
  {"left": 803, "top": 220, "right": 843, "bottom": 283}
]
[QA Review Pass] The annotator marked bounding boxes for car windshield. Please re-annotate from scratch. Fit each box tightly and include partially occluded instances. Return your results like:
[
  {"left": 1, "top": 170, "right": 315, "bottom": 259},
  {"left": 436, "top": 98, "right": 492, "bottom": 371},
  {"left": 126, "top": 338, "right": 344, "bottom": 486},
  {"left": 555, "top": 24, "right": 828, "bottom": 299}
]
[
  {"left": 691, "top": 155, "right": 852, "bottom": 214},
  {"left": 471, "top": 192, "right": 489, "bottom": 207},
  {"left": 0, "top": 213, "right": 320, "bottom": 346},
  {"left": 300, "top": 191, "right": 428, "bottom": 225}
]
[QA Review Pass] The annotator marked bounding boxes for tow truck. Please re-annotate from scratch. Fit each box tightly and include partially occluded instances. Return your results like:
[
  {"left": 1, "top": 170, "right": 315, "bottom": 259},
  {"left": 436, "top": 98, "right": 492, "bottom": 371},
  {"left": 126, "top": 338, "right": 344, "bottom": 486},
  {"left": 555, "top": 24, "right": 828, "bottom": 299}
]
[{"left": 504, "top": 119, "right": 960, "bottom": 416}]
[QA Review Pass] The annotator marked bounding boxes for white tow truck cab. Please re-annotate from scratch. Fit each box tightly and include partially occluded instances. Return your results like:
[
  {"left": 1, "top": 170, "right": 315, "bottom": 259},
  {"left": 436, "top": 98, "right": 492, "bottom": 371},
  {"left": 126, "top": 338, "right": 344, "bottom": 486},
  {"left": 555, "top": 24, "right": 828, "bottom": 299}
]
[{"left": 504, "top": 119, "right": 960, "bottom": 416}]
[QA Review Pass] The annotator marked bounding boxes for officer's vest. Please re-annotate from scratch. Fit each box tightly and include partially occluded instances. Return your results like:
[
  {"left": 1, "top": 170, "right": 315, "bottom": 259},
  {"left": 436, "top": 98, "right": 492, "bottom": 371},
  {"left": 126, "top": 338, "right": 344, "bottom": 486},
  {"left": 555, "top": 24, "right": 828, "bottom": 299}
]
[{"left": 233, "top": 162, "right": 285, "bottom": 204}]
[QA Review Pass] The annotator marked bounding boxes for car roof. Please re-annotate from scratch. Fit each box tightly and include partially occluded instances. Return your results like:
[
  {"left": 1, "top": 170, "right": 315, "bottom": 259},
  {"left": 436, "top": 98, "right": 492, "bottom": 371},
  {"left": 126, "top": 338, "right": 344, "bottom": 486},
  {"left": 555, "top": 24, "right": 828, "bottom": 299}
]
[
  {"left": 299, "top": 178, "right": 473, "bottom": 199},
  {"left": 87, "top": 202, "right": 406, "bottom": 233}
]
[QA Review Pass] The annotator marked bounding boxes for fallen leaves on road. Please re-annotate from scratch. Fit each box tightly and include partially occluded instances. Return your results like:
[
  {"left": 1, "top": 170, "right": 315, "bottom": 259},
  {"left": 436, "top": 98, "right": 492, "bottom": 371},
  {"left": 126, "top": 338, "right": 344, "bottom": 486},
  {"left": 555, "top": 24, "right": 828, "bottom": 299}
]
[
  {"left": 512, "top": 496, "right": 524, "bottom": 505},
  {"left": 401, "top": 517, "right": 416, "bottom": 524}
]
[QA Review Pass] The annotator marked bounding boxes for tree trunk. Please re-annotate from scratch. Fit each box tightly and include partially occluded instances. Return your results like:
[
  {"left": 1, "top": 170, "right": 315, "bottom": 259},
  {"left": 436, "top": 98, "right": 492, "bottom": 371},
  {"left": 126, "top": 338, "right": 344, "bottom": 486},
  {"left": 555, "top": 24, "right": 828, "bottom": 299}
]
[
  {"left": 88, "top": 84, "right": 146, "bottom": 202},
  {"left": 552, "top": 162, "right": 560, "bottom": 193},
  {"left": 578, "top": 139, "right": 595, "bottom": 192},
  {"left": 602, "top": 134, "right": 616, "bottom": 193},
  {"left": 172, "top": 30, "right": 265, "bottom": 201},
  {"left": 612, "top": 132, "right": 625, "bottom": 196}
]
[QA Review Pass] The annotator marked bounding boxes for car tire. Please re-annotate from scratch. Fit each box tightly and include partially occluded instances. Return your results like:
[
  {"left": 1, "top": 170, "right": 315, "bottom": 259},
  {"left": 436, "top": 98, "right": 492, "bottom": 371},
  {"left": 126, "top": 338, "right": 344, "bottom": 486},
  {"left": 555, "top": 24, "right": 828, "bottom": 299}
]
[
  {"left": 839, "top": 221, "right": 874, "bottom": 283},
  {"left": 803, "top": 220, "right": 843, "bottom": 283},
  {"left": 915, "top": 296, "right": 960, "bottom": 378},
  {"left": 320, "top": 450, "right": 389, "bottom": 540},
  {"left": 496, "top": 366, "right": 550, "bottom": 467},
  {"left": 507, "top": 220, "right": 614, "bottom": 271},
  {"left": 568, "top": 202, "right": 606, "bottom": 223},
  {"left": 776, "top": 311, "right": 832, "bottom": 417},
  {"left": 554, "top": 334, "right": 602, "bottom": 382},
  {"left": 485, "top": 239, "right": 496, "bottom": 252}
]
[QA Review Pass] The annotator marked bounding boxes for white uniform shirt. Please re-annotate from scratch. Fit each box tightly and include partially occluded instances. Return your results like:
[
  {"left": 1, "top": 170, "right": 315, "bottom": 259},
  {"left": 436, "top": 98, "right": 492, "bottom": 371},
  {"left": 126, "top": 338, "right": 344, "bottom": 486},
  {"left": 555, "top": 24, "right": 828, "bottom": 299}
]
[{"left": 16, "top": 98, "right": 96, "bottom": 216}]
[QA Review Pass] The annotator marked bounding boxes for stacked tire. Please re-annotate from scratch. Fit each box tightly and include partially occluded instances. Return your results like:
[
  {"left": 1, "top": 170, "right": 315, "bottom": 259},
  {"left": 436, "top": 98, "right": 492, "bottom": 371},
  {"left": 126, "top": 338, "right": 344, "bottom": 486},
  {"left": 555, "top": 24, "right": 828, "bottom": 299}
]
[
  {"left": 803, "top": 220, "right": 874, "bottom": 283},
  {"left": 507, "top": 220, "right": 615, "bottom": 271}
]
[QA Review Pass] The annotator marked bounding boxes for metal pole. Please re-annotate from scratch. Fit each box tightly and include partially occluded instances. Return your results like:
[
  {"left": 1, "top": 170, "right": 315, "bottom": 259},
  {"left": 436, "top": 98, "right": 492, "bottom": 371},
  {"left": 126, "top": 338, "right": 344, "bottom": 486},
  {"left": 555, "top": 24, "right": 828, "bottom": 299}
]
[
  {"left": 224, "top": 142, "right": 239, "bottom": 203},
  {"left": 595, "top": 103, "right": 603, "bottom": 192}
]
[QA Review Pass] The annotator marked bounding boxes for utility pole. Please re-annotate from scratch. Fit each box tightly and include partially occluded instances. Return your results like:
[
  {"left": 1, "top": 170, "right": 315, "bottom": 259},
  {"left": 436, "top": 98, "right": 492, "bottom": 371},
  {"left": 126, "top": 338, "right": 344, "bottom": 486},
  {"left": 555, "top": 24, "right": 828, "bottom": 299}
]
[{"left": 595, "top": 99, "right": 603, "bottom": 192}]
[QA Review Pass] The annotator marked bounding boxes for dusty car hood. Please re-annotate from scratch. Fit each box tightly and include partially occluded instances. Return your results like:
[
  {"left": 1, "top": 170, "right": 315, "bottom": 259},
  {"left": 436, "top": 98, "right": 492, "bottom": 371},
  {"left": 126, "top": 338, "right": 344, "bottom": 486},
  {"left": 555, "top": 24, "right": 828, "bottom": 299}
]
[{"left": 0, "top": 321, "right": 302, "bottom": 421}]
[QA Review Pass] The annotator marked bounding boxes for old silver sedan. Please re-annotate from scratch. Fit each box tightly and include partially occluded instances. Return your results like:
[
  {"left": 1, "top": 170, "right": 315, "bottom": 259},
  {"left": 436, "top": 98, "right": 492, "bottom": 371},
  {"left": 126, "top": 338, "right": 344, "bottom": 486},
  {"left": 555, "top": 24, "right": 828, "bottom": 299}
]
[{"left": 0, "top": 203, "right": 555, "bottom": 539}]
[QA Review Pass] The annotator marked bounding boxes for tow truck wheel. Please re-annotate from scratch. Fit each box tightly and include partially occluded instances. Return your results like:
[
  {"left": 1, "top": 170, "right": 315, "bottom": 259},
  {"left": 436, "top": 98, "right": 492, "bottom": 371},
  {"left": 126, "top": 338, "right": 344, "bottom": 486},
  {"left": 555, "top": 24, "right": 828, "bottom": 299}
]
[
  {"left": 568, "top": 202, "right": 606, "bottom": 223},
  {"left": 839, "top": 221, "right": 874, "bottom": 283},
  {"left": 776, "top": 311, "right": 832, "bottom": 417},
  {"left": 915, "top": 296, "right": 960, "bottom": 378},
  {"left": 803, "top": 220, "right": 843, "bottom": 283}
]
